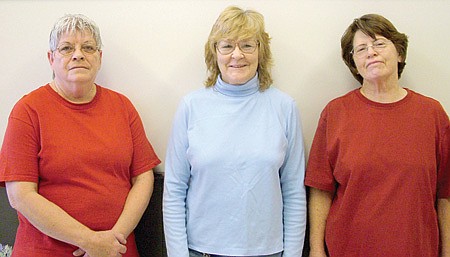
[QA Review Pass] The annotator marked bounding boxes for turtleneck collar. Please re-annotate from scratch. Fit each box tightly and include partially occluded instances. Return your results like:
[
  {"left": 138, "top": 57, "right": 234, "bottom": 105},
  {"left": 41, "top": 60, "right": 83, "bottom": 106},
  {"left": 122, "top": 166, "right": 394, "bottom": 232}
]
[{"left": 214, "top": 74, "right": 259, "bottom": 97}]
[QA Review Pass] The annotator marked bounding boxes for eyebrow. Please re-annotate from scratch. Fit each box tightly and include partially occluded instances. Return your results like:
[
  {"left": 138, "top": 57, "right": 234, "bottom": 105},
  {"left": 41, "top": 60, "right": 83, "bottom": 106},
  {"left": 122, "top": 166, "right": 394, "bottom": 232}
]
[
  {"left": 355, "top": 37, "right": 388, "bottom": 46},
  {"left": 58, "top": 40, "right": 96, "bottom": 45}
]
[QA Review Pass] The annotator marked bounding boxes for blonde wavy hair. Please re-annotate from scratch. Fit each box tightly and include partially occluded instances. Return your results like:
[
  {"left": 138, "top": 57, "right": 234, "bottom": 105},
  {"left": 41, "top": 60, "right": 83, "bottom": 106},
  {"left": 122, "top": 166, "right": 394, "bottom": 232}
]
[{"left": 204, "top": 6, "right": 273, "bottom": 90}]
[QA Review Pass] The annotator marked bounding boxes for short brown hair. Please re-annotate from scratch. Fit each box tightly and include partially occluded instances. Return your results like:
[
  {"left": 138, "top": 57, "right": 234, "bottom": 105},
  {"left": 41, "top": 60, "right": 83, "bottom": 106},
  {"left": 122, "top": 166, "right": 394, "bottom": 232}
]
[
  {"left": 341, "top": 14, "right": 408, "bottom": 84},
  {"left": 204, "top": 6, "right": 273, "bottom": 90}
]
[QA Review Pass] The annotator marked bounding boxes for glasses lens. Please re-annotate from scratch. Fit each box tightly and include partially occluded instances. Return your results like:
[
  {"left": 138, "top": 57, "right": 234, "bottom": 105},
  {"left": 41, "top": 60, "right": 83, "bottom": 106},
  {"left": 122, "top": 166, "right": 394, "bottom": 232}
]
[
  {"left": 217, "top": 41, "right": 234, "bottom": 55},
  {"left": 82, "top": 45, "right": 98, "bottom": 54},
  {"left": 239, "top": 40, "right": 257, "bottom": 53},
  {"left": 58, "top": 45, "right": 75, "bottom": 55}
]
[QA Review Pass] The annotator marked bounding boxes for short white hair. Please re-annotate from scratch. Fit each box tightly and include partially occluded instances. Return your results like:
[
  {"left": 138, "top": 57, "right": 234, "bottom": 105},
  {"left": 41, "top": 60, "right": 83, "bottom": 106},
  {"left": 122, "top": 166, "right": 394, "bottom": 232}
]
[{"left": 49, "top": 14, "right": 102, "bottom": 51}]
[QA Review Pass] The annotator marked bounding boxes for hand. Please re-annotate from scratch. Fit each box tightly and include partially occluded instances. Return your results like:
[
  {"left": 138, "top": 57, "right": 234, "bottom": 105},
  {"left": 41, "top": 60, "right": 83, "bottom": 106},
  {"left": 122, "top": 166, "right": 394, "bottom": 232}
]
[{"left": 73, "top": 230, "right": 127, "bottom": 257}]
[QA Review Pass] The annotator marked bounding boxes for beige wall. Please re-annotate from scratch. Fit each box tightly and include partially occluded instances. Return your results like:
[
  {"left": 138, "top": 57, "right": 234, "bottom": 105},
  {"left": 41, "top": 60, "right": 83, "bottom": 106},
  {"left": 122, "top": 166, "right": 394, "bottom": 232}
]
[{"left": 1, "top": 0, "right": 449, "bottom": 171}]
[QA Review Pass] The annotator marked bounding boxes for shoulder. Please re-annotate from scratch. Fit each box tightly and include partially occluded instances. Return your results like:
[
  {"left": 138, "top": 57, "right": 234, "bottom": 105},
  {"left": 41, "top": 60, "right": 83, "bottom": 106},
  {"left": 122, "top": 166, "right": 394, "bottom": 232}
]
[
  {"left": 16, "top": 84, "right": 51, "bottom": 102},
  {"left": 326, "top": 89, "right": 359, "bottom": 107},
  {"left": 12, "top": 85, "right": 51, "bottom": 112},
  {"left": 407, "top": 89, "right": 449, "bottom": 122},
  {"left": 407, "top": 89, "right": 445, "bottom": 109},
  {"left": 264, "top": 86, "right": 294, "bottom": 100},
  {"left": 263, "top": 86, "right": 297, "bottom": 108},
  {"left": 178, "top": 87, "right": 214, "bottom": 108},
  {"left": 182, "top": 87, "right": 212, "bottom": 100},
  {"left": 313, "top": 89, "right": 360, "bottom": 122},
  {"left": 98, "top": 85, "right": 132, "bottom": 103},
  {"left": 96, "top": 85, "right": 141, "bottom": 114}
]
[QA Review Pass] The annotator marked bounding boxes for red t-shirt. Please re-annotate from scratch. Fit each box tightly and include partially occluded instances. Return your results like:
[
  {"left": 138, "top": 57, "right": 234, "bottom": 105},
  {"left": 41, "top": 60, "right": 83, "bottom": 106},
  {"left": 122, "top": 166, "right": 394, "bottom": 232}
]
[
  {"left": 305, "top": 88, "right": 450, "bottom": 257},
  {"left": 0, "top": 84, "right": 161, "bottom": 256}
]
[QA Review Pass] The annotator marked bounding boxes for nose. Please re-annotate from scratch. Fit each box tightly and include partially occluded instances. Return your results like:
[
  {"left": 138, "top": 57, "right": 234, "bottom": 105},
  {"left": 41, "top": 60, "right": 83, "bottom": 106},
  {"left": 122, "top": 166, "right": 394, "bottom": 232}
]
[
  {"left": 231, "top": 44, "right": 244, "bottom": 59},
  {"left": 366, "top": 45, "right": 377, "bottom": 57},
  {"left": 72, "top": 47, "right": 85, "bottom": 60}
]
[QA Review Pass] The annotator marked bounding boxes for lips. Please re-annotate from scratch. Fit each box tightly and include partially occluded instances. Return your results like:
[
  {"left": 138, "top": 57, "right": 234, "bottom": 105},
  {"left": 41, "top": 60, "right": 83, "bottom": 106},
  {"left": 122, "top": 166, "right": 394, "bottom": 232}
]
[
  {"left": 69, "top": 66, "right": 88, "bottom": 70},
  {"left": 366, "top": 61, "right": 382, "bottom": 68},
  {"left": 229, "top": 64, "right": 247, "bottom": 68}
]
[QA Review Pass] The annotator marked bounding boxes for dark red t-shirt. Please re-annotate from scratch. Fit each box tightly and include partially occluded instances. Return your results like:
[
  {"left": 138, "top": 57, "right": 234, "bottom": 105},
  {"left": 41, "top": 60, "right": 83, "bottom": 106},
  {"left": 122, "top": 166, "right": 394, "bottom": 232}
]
[
  {"left": 305, "top": 88, "right": 450, "bottom": 257},
  {"left": 0, "top": 84, "right": 161, "bottom": 256}
]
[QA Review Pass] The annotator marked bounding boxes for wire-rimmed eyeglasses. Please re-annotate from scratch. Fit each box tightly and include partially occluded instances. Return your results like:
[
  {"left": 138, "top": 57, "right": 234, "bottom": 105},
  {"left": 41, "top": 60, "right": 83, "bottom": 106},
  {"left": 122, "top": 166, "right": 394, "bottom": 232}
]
[
  {"left": 351, "top": 38, "right": 392, "bottom": 57},
  {"left": 54, "top": 43, "right": 99, "bottom": 56},
  {"left": 216, "top": 40, "right": 259, "bottom": 55}
]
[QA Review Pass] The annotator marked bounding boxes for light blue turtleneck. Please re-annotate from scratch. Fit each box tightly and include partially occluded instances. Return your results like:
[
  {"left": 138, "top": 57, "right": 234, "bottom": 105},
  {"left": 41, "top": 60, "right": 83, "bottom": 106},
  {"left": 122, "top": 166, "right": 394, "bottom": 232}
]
[{"left": 163, "top": 75, "right": 306, "bottom": 257}]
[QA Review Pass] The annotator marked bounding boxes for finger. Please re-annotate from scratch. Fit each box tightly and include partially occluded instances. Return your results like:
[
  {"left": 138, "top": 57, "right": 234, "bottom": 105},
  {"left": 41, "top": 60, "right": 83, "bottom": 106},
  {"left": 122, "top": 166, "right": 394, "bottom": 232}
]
[
  {"left": 72, "top": 248, "right": 85, "bottom": 256},
  {"left": 114, "top": 232, "right": 127, "bottom": 245},
  {"left": 119, "top": 245, "right": 127, "bottom": 254}
]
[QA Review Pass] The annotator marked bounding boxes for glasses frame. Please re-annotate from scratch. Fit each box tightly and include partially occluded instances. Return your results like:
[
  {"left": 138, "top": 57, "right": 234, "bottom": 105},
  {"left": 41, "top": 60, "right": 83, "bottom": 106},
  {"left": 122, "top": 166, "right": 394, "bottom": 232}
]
[
  {"left": 54, "top": 43, "right": 100, "bottom": 56},
  {"left": 351, "top": 38, "right": 392, "bottom": 57},
  {"left": 215, "top": 40, "right": 259, "bottom": 55}
]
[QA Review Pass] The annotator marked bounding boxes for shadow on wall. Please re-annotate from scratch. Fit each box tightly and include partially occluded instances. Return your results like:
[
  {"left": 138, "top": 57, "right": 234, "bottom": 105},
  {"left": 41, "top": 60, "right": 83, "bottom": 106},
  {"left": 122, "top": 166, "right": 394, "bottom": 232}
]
[
  {"left": 135, "top": 171, "right": 167, "bottom": 257},
  {"left": 0, "top": 187, "right": 18, "bottom": 246}
]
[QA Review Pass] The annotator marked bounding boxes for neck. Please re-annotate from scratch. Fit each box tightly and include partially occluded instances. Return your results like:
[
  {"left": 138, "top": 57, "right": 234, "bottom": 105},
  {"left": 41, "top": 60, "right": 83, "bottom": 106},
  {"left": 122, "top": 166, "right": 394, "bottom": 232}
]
[
  {"left": 361, "top": 77, "right": 407, "bottom": 103},
  {"left": 51, "top": 80, "right": 96, "bottom": 104}
]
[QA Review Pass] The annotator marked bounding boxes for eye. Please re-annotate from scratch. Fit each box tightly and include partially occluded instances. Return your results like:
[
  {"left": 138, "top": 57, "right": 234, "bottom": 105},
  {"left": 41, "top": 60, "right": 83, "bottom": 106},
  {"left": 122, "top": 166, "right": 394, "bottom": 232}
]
[
  {"left": 354, "top": 46, "right": 366, "bottom": 54},
  {"left": 241, "top": 43, "right": 254, "bottom": 49},
  {"left": 219, "top": 43, "right": 233, "bottom": 49},
  {"left": 82, "top": 45, "right": 97, "bottom": 53},
  {"left": 373, "top": 41, "right": 387, "bottom": 48},
  {"left": 59, "top": 45, "right": 74, "bottom": 53}
]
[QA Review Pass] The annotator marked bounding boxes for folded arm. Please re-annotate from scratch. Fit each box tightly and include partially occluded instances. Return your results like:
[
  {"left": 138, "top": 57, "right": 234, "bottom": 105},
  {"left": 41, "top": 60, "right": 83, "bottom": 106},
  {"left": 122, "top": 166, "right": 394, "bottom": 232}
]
[
  {"left": 6, "top": 181, "right": 127, "bottom": 257},
  {"left": 74, "top": 170, "right": 154, "bottom": 257},
  {"left": 112, "top": 170, "right": 154, "bottom": 238}
]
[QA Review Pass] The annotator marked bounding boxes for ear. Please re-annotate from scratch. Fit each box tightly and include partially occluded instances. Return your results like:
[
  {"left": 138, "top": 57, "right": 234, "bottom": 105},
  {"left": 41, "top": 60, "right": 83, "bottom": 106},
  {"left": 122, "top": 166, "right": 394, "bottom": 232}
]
[
  {"left": 47, "top": 51, "right": 54, "bottom": 66},
  {"left": 397, "top": 51, "right": 403, "bottom": 63},
  {"left": 98, "top": 50, "right": 103, "bottom": 68}
]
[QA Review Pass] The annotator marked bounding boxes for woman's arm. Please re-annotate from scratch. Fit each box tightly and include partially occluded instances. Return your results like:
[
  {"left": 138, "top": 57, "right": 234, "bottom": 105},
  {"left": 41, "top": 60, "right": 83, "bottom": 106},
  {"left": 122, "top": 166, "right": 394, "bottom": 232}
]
[
  {"left": 163, "top": 100, "right": 191, "bottom": 257},
  {"left": 279, "top": 102, "right": 307, "bottom": 257},
  {"left": 438, "top": 197, "right": 450, "bottom": 257},
  {"left": 308, "top": 187, "right": 333, "bottom": 257},
  {"left": 73, "top": 170, "right": 154, "bottom": 256},
  {"left": 112, "top": 170, "right": 154, "bottom": 238},
  {"left": 6, "top": 181, "right": 127, "bottom": 257}
]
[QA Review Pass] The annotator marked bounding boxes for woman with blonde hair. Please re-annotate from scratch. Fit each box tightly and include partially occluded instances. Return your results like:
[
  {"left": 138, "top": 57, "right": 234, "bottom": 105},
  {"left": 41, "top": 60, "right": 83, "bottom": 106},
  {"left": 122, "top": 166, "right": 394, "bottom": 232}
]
[{"left": 164, "top": 6, "right": 306, "bottom": 257}]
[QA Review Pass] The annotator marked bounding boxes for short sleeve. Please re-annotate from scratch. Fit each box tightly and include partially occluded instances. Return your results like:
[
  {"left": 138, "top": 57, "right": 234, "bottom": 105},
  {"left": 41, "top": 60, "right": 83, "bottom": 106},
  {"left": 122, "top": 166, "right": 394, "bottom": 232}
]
[{"left": 304, "top": 106, "right": 337, "bottom": 193}]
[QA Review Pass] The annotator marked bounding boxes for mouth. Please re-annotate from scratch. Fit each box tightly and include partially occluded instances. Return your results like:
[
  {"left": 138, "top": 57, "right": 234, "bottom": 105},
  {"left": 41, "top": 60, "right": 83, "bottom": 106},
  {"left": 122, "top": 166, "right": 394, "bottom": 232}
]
[
  {"left": 366, "top": 61, "right": 382, "bottom": 68},
  {"left": 229, "top": 64, "right": 248, "bottom": 68},
  {"left": 69, "top": 66, "right": 88, "bottom": 71}
]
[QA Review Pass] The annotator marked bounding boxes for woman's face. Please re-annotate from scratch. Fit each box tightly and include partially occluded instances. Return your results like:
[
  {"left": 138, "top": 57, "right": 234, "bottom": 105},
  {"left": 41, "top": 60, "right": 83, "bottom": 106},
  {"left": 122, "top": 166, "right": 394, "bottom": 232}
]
[
  {"left": 352, "top": 30, "right": 401, "bottom": 83},
  {"left": 48, "top": 30, "right": 102, "bottom": 86},
  {"left": 216, "top": 38, "right": 259, "bottom": 85}
]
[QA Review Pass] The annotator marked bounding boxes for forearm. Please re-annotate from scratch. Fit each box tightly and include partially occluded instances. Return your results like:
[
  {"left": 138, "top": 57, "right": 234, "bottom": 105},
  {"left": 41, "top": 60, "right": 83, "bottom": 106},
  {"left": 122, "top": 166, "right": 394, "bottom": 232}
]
[
  {"left": 113, "top": 170, "right": 154, "bottom": 238},
  {"left": 282, "top": 187, "right": 307, "bottom": 257},
  {"left": 6, "top": 181, "right": 94, "bottom": 249},
  {"left": 438, "top": 198, "right": 450, "bottom": 257},
  {"left": 308, "top": 187, "right": 333, "bottom": 256}
]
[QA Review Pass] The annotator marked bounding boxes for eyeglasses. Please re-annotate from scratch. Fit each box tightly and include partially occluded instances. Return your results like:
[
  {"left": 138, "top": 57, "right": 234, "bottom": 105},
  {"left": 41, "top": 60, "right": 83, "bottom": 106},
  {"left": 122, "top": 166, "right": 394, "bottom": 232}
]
[
  {"left": 55, "top": 43, "right": 99, "bottom": 56},
  {"left": 351, "top": 39, "right": 392, "bottom": 57},
  {"left": 216, "top": 40, "right": 259, "bottom": 55}
]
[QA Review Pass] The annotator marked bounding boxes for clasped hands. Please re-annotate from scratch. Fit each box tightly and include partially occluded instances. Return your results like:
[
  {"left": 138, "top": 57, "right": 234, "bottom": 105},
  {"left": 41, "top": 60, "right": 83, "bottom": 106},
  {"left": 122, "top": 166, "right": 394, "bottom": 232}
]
[{"left": 73, "top": 230, "right": 127, "bottom": 257}]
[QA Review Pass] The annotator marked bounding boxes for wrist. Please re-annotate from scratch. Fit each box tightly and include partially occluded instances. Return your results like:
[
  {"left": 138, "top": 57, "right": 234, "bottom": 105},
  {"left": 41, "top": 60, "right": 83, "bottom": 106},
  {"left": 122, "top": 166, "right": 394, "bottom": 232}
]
[{"left": 76, "top": 228, "right": 96, "bottom": 251}]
